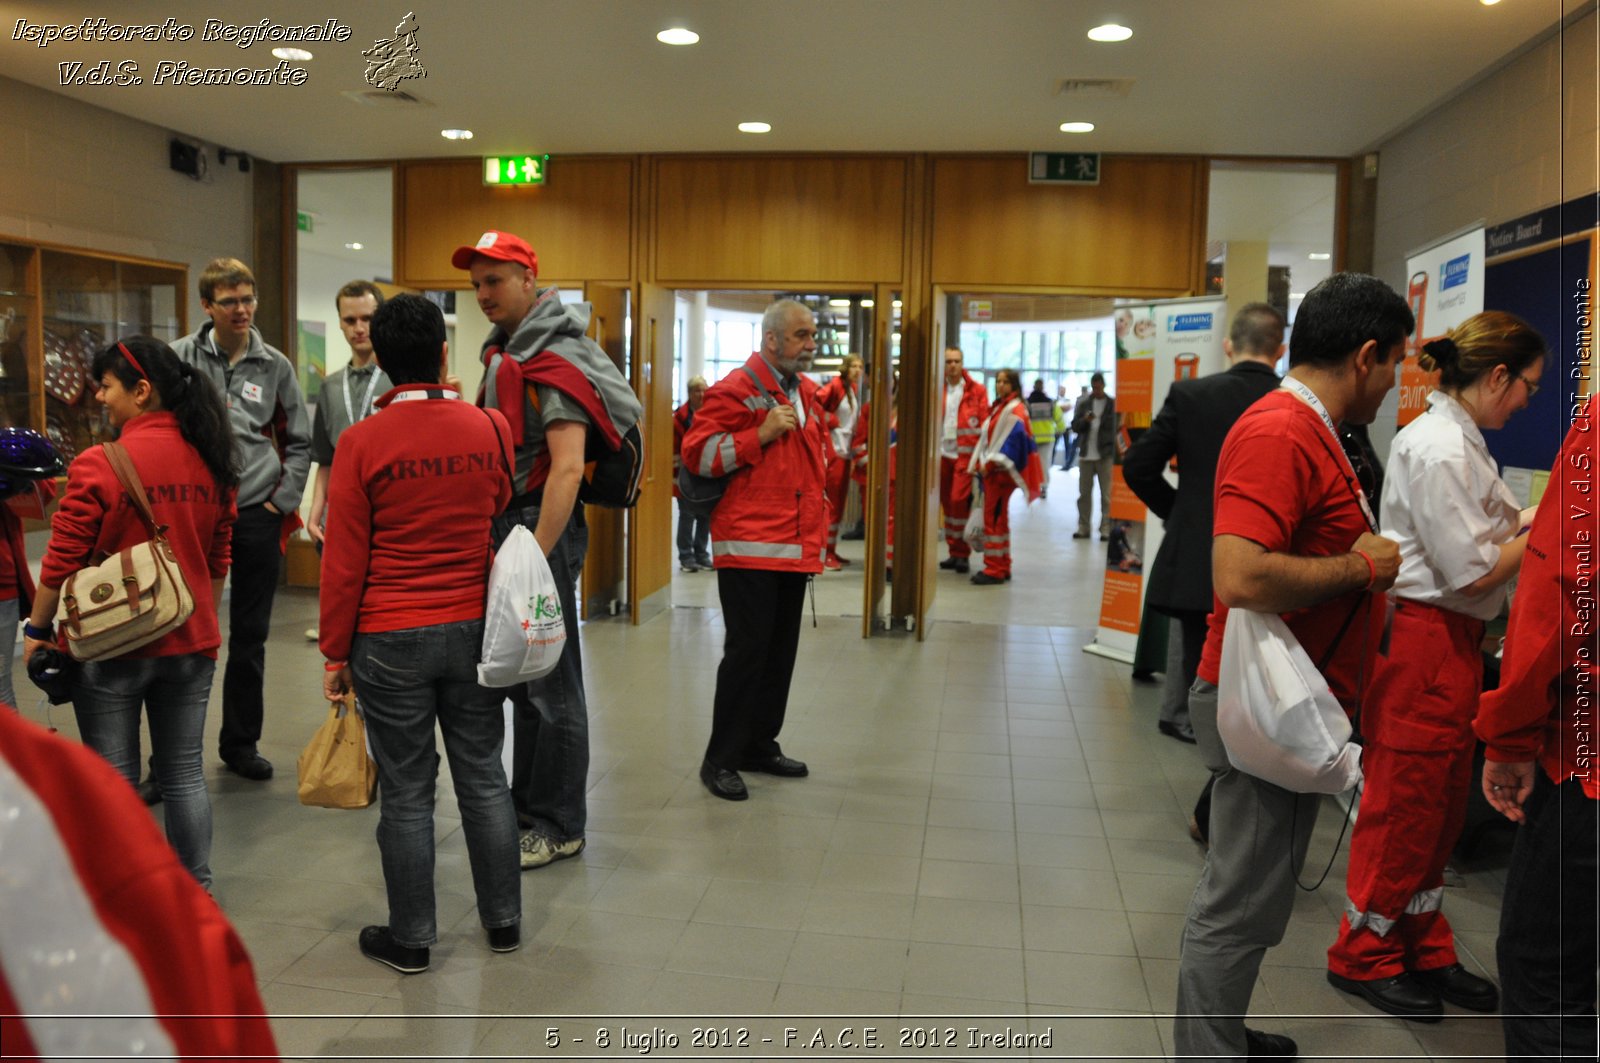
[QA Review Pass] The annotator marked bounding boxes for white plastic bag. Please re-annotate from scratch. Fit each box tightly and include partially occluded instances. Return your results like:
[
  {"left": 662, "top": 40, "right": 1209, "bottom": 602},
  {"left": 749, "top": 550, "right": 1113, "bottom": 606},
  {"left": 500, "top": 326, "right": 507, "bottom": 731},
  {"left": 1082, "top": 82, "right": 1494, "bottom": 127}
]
[
  {"left": 1215, "top": 607, "right": 1363, "bottom": 795},
  {"left": 478, "top": 525, "right": 566, "bottom": 687},
  {"left": 963, "top": 488, "right": 986, "bottom": 551}
]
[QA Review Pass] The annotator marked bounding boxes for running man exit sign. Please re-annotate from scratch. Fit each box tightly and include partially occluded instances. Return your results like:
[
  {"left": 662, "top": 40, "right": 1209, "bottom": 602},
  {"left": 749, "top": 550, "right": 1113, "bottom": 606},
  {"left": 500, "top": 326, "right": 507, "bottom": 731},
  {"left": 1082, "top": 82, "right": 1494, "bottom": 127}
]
[
  {"left": 483, "top": 155, "right": 549, "bottom": 186},
  {"left": 1029, "top": 152, "right": 1100, "bottom": 185}
]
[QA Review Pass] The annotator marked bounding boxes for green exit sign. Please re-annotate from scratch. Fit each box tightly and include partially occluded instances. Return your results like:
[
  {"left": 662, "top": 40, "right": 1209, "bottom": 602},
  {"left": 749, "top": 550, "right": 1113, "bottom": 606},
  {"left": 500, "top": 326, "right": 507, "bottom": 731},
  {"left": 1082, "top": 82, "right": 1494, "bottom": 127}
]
[
  {"left": 483, "top": 155, "right": 549, "bottom": 186},
  {"left": 1029, "top": 152, "right": 1100, "bottom": 185}
]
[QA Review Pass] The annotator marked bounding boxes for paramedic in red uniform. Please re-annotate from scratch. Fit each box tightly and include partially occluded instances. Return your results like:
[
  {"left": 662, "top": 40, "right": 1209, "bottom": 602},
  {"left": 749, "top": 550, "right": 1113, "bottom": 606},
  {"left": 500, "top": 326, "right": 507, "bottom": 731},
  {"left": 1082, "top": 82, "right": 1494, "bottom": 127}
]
[
  {"left": 967, "top": 368, "right": 1042, "bottom": 585},
  {"left": 1476, "top": 396, "right": 1599, "bottom": 1062},
  {"left": 319, "top": 294, "right": 519, "bottom": 974},
  {"left": 817, "top": 353, "right": 862, "bottom": 569},
  {"left": 1326, "top": 311, "right": 1546, "bottom": 1020},
  {"left": 1173, "top": 273, "right": 1411, "bottom": 1062},
  {"left": 684, "top": 299, "right": 828, "bottom": 801},
  {"left": 938, "top": 347, "right": 989, "bottom": 574}
]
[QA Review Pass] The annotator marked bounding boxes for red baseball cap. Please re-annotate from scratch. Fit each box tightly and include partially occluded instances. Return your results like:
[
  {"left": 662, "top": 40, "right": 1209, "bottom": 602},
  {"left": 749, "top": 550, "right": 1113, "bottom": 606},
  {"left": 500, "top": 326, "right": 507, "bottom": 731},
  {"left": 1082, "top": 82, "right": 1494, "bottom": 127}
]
[{"left": 450, "top": 230, "right": 538, "bottom": 273}]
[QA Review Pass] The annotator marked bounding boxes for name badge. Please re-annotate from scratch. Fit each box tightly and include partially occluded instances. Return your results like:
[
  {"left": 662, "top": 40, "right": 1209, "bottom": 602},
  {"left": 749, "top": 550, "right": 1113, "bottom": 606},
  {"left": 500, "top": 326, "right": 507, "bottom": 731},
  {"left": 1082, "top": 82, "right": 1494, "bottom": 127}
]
[{"left": 241, "top": 381, "right": 264, "bottom": 404}]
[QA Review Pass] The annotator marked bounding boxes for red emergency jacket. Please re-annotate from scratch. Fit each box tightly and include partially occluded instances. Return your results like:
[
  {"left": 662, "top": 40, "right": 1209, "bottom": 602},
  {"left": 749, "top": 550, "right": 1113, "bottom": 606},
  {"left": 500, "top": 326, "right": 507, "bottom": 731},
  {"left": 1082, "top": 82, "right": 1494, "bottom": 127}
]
[
  {"left": 681, "top": 353, "right": 829, "bottom": 573},
  {"left": 945, "top": 371, "right": 990, "bottom": 465}
]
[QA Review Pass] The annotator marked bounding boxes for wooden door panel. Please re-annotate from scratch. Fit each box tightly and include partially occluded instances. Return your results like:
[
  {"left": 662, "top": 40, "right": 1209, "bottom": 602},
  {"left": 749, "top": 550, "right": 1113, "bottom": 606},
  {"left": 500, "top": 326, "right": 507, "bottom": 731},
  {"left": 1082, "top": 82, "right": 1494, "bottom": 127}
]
[{"left": 630, "top": 283, "right": 675, "bottom": 623}]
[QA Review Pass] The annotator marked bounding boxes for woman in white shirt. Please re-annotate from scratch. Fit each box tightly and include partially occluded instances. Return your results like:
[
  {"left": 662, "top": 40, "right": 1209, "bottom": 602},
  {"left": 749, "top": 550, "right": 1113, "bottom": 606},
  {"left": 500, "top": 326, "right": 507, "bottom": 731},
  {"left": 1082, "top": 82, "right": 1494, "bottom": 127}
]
[{"left": 1327, "top": 311, "right": 1546, "bottom": 1021}]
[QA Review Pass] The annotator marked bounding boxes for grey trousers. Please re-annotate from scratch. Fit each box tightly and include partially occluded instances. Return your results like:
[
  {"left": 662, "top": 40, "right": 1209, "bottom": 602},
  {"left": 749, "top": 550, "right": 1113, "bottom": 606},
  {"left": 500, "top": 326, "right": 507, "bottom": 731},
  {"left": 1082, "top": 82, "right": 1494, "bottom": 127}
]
[
  {"left": 1077, "top": 454, "right": 1114, "bottom": 534},
  {"left": 1173, "top": 679, "right": 1320, "bottom": 1062}
]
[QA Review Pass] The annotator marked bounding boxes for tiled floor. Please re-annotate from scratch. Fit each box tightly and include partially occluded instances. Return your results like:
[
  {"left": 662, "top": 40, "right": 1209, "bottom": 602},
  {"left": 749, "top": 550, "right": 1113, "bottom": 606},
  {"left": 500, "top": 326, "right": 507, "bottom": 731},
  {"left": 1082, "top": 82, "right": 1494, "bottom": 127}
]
[{"left": 18, "top": 471, "right": 1515, "bottom": 1060}]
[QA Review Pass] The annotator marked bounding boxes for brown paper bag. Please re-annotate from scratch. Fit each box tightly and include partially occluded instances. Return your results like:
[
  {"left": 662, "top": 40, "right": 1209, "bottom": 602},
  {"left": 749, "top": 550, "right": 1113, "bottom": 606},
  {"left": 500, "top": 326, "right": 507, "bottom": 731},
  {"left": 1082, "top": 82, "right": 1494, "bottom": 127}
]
[{"left": 297, "top": 694, "right": 378, "bottom": 809}]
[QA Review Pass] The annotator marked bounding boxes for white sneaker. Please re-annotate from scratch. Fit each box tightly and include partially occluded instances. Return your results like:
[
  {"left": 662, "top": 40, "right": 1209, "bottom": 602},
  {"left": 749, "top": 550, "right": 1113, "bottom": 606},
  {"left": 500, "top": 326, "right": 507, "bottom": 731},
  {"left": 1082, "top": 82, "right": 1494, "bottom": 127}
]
[
  {"left": 305, "top": 627, "right": 319, "bottom": 641},
  {"left": 519, "top": 832, "right": 585, "bottom": 870}
]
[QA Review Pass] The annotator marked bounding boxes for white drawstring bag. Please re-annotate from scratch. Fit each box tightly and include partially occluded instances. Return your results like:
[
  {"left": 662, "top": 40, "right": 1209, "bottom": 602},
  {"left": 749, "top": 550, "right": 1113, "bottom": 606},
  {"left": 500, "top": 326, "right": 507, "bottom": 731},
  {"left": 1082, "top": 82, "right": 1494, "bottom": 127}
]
[
  {"left": 1216, "top": 607, "right": 1363, "bottom": 795},
  {"left": 478, "top": 525, "right": 566, "bottom": 687},
  {"left": 963, "top": 484, "right": 986, "bottom": 551}
]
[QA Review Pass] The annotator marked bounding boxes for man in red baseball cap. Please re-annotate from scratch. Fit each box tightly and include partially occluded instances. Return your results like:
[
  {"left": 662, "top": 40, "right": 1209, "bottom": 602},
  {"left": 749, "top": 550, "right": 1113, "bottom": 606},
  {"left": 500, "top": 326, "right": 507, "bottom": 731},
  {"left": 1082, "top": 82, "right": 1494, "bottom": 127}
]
[{"left": 453, "top": 230, "right": 641, "bottom": 872}]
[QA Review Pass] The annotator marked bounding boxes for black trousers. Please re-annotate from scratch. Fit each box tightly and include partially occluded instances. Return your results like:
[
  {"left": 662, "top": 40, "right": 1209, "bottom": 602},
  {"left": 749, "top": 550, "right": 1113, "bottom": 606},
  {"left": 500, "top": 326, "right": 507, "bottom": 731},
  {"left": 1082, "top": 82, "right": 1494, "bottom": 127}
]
[
  {"left": 1497, "top": 773, "right": 1598, "bottom": 1060},
  {"left": 706, "top": 568, "right": 807, "bottom": 768},
  {"left": 218, "top": 503, "right": 284, "bottom": 761}
]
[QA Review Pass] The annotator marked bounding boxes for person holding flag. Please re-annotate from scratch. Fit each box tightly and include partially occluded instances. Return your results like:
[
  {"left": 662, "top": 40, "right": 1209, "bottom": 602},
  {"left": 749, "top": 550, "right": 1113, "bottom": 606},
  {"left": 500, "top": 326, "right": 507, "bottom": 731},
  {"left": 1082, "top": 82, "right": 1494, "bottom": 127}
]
[{"left": 967, "top": 368, "right": 1043, "bottom": 585}]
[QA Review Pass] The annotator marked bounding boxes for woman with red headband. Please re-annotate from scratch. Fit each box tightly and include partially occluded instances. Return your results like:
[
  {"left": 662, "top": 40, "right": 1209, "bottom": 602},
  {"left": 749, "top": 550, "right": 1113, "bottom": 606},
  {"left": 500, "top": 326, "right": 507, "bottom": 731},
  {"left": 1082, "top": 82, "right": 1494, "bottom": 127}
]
[
  {"left": 23, "top": 336, "right": 237, "bottom": 890},
  {"left": 1326, "top": 311, "right": 1545, "bottom": 1021}
]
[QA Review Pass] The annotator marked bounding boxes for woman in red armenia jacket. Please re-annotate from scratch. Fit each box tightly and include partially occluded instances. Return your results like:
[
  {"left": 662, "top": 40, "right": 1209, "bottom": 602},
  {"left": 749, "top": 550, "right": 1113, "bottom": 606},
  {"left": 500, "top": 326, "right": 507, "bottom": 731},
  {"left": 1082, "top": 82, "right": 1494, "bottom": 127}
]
[{"left": 24, "top": 337, "right": 238, "bottom": 890}]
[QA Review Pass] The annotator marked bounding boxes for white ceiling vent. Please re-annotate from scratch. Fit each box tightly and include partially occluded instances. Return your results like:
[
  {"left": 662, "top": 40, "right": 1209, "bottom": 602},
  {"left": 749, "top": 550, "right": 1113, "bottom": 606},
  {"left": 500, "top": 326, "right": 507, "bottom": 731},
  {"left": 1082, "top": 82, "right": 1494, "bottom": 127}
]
[
  {"left": 1053, "top": 78, "right": 1135, "bottom": 99},
  {"left": 342, "top": 89, "right": 434, "bottom": 108}
]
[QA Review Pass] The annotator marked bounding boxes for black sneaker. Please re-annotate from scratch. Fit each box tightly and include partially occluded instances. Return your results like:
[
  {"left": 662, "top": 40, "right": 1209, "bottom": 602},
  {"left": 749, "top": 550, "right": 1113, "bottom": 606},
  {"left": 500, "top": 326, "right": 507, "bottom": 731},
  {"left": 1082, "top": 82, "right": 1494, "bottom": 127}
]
[
  {"left": 359, "top": 925, "right": 429, "bottom": 974},
  {"left": 223, "top": 753, "right": 274, "bottom": 781},
  {"left": 1244, "top": 1028, "right": 1298, "bottom": 1059},
  {"left": 487, "top": 923, "right": 521, "bottom": 953}
]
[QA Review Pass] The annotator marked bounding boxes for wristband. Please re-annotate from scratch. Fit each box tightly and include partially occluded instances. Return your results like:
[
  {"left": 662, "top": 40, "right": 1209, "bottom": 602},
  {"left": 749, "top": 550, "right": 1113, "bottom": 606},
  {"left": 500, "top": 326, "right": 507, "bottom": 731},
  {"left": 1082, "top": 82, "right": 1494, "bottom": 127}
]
[
  {"left": 22, "top": 621, "right": 53, "bottom": 640},
  {"left": 1355, "top": 549, "right": 1376, "bottom": 590},
  {"left": 324, "top": 660, "right": 348, "bottom": 672}
]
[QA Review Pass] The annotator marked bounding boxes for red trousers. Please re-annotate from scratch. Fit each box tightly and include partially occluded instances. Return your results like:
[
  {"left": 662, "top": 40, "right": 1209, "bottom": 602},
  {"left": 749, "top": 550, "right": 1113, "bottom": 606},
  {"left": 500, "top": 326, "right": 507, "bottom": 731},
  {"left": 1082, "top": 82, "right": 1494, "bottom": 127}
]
[
  {"left": 824, "top": 458, "right": 849, "bottom": 555},
  {"left": 979, "top": 470, "right": 1015, "bottom": 579},
  {"left": 1327, "top": 600, "right": 1485, "bottom": 979},
  {"left": 939, "top": 456, "right": 973, "bottom": 558}
]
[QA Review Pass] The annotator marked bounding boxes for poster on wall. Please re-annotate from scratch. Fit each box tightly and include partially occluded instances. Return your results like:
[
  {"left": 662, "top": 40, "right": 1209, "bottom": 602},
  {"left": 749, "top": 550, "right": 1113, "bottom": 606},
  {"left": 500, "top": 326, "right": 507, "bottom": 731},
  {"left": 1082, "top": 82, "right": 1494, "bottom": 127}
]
[
  {"left": 1087, "top": 296, "right": 1227, "bottom": 663},
  {"left": 1398, "top": 226, "right": 1484, "bottom": 427},
  {"left": 297, "top": 320, "right": 326, "bottom": 405}
]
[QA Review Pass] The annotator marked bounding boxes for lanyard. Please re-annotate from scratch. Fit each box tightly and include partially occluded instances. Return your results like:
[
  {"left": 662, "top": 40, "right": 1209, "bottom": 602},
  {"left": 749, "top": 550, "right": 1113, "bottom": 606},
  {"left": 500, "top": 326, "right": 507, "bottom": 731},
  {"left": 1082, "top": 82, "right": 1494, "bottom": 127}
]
[
  {"left": 387, "top": 387, "right": 451, "bottom": 404},
  {"left": 343, "top": 366, "right": 383, "bottom": 426},
  {"left": 1280, "top": 377, "right": 1378, "bottom": 533}
]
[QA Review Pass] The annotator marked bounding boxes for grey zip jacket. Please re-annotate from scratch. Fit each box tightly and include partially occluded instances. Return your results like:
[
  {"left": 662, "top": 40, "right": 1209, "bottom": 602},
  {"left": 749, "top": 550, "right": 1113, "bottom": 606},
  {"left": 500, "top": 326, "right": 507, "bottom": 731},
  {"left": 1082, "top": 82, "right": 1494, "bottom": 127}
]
[{"left": 172, "top": 323, "right": 311, "bottom": 511}]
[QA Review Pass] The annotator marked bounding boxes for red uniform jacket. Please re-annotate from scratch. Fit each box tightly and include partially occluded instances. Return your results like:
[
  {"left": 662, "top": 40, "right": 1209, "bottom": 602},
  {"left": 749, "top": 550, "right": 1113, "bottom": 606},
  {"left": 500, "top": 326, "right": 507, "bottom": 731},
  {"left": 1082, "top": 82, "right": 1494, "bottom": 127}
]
[
  {"left": 319, "top": 386, "right": 513, "bottom": 663},
  {"left": 0, "top": 709, "right": 278, "bottom": 1061},
  {"left": 944, "top": 372, "right": 990, "bottom": 503},
  {"left": 40, "top": 413, "right": 235, "bottom": 658},
  {"left": 681, "top": 354, "right": 829, "bottom": 573},
  {"left": 1476, "top": 398, "right": 1600, "bottom": 799}
]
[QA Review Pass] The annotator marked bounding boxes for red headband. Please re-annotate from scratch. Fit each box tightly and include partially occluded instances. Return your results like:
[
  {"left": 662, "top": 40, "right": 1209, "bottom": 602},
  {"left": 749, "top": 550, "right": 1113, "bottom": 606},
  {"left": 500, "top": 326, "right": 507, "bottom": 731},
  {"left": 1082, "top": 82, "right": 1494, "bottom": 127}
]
[{"left": 116, "top": 342, "right": 147, "bottom": 380}]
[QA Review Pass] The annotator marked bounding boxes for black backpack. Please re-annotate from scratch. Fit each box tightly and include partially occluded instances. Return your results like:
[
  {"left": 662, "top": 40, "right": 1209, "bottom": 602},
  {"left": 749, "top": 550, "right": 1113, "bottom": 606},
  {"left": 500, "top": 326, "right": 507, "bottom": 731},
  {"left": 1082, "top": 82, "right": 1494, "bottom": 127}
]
[
  {"left": 580, "top": 420, "right": 644, "bottom": 508},
  {"left": 675, "top": 366, "right": 772, "bottom": 509}
]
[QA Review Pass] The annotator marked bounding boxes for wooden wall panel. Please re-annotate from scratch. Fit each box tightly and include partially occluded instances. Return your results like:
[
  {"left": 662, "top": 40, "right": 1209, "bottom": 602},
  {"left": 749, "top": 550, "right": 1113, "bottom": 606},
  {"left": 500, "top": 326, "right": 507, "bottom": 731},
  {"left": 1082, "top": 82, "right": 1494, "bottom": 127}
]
[
  {"left": 652, "top": 156, "right": 906, "bottom": 285},
  {"left": 930, "top": 155, "right": 1206, "bottom": 294},
  {"left": 397, "top": 158, "right": 633, "bottom": 288}
]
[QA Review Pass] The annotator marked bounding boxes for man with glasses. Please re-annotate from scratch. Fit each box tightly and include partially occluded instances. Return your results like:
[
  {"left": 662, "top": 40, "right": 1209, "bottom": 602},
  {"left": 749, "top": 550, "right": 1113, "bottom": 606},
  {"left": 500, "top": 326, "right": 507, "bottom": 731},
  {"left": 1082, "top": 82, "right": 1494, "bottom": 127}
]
[{"left": 173, "top": 257, "right": 311, "bottom": 782}]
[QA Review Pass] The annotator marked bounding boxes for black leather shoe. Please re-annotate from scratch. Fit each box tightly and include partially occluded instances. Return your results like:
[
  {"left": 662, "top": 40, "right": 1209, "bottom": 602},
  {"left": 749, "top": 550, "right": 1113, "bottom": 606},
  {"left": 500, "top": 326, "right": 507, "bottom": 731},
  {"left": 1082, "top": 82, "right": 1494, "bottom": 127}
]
[
  {"left": 700, "top": 760, "right": 748, "bottom": 800},
  {"left": 938, "top": 556, "right": 960, "bottom": 570},
  {"left": 136, "top": 776, "right": 163, "bottom": 805},
  {"left": 1244, "top": 1028, "right": 1298, "bottom": 1059},
  {"left": 359, "top": 925, "right": 429, "bottom": 974},
  {"left": 1072, "top": 531, "right": 1091, "bottom": 539},
  {"left": 740, "top": 754, "right": 808, "bottom": 777},
  {"left": 970, "top": 572, "right": 1004, "bottom": 585},
  {"left": 1158, "top": 720, "right": 1198, "bottom": 744},
  {"left": 486, "top": 922, "right": 521, "bottom": 953},
  {"left": 223, "top": 753, "right": 274, "bottom": 781},
  {"left": 951, "top": 558, "right": 969, "bottom": 573},
  {"left": 1327, "top": 970, "right": 1442, "bottom": 1021},
  {"left": 1413, "top": 963, "right": 1499, "bottom": 1012}
]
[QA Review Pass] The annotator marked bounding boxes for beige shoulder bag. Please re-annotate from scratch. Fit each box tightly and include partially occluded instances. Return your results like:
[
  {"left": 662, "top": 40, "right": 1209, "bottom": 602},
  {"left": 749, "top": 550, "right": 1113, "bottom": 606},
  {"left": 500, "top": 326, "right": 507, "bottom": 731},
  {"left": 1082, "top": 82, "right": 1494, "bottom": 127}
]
[{"left": 57, "top": 442, "right": 195, "bottom": 661}]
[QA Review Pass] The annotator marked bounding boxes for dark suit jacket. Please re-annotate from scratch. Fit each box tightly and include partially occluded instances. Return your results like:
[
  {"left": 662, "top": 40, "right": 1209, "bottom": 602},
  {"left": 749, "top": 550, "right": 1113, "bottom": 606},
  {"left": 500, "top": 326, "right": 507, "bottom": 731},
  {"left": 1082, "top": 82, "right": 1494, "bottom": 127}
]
[{"left": 1122, "top": 360, "right": 1280, "bottom": 616}]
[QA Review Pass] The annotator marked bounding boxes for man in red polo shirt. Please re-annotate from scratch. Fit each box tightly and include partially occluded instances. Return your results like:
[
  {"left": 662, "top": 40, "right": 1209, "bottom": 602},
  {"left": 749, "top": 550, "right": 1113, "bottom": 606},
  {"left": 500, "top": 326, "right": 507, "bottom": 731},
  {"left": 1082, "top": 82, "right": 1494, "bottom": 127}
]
[{"left": 1172, "top": 273, "right": 1412, "bottom": 1062}]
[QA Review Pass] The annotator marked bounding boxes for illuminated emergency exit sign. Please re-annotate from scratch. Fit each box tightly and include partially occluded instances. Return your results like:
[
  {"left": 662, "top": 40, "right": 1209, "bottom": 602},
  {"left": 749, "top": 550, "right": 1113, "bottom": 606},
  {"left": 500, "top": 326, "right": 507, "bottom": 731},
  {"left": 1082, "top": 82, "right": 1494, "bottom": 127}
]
[
  {"left": 1029, "top": 152, "right": 1100, "bottom": 185},
  {"left": 483, "top": 155, "right": 549, "bottom": 186}
]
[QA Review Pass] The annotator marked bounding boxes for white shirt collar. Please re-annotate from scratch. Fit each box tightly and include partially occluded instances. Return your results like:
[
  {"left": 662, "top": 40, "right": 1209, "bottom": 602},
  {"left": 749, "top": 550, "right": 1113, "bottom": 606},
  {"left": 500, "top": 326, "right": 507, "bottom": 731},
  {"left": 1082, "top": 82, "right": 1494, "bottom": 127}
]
[{"left": 1426, "top": 390, "right": 1490, "bottom": 454}]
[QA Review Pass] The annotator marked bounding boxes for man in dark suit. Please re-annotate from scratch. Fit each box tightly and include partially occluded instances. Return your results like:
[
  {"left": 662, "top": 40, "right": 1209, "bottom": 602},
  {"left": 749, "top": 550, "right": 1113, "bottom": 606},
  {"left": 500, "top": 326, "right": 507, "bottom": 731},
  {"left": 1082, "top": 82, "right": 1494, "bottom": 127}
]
[{"left": 1122, "top": 302, "right": 1285, "bottom": 744}]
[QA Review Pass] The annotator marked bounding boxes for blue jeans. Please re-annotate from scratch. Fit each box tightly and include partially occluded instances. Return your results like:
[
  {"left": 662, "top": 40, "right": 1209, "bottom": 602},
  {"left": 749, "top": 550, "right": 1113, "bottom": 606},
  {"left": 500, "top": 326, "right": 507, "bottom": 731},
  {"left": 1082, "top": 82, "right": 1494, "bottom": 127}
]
[
  {"left": 491, "top": 504, "right": 588, "bottom": 843},
  {"left": 73, "top": 654, "right": 217, "bottom": 889},
  {"left": 352, "top": 619, "right": 519, "bottom": 949},
  {"left": 676, "top": 498, "right": 711, "bottom": 565},
  {"left": 0, "top": 596, "right": 18, "bottom": 709}
]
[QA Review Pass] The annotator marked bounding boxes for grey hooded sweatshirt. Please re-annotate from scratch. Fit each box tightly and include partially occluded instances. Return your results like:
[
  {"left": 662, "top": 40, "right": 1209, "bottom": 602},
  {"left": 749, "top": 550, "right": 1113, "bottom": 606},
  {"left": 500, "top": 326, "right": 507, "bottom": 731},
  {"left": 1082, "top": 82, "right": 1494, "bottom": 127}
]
[{"left": 172, "top": 323, "right": 311, "bottom": 511}]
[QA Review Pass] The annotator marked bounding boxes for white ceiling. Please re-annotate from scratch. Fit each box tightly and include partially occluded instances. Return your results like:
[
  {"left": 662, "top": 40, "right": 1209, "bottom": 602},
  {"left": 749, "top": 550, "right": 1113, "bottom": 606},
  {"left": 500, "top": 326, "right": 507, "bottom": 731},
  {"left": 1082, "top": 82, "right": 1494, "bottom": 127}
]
[{"left": 0, "top": 0, "right": 1586, "bottom": 162}]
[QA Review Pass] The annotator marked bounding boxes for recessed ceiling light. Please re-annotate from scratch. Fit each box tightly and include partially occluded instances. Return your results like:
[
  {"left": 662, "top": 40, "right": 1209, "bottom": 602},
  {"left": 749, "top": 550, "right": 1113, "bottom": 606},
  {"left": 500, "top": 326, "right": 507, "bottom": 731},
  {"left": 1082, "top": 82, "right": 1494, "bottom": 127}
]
[
  {"left": 1480, "top": 0, "right": 1502, "bottom": 6},
  {"left": 1308, "top": 251, "right": 1331, "bottom": 260},
  {"left": 1060, "top": 122, "right": 1095, "bottom": 133},
  {"left": 892, "top": 299, "right": 902, "bottom": 309},
  {"left": 1087, "top": 24, "right": 1133, "bottom": 42},
  {"left": 828, "top": 298, "right": 851, "bottom": 308},
  {"left": 272, "top": 47, "right": 313, "bottom": 61},
  {"left": 861, "top": 299, "right": 875, "bottom": 308},
  {"left": 738, "top": 121, "right": 771, "bottom": 134},
  {"left": 345, "top": 242, "right": 364, "bottom": 251},
  {"left": 656, "top": 27, "right": 699, "bottom": 45},
  {"left": 440, "top": 128, "right": 473, "bottom": 140}
]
